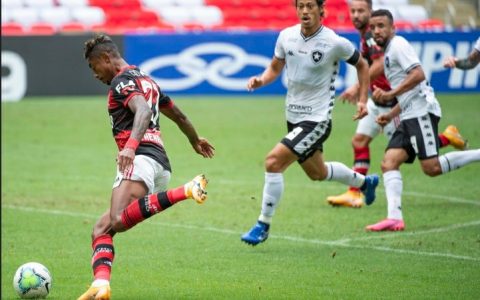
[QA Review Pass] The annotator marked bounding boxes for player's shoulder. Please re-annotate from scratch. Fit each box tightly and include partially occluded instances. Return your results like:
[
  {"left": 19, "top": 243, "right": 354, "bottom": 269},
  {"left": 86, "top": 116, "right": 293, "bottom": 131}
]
[{"left": 279, "top": 24, "right": 301, "bottom": 38}]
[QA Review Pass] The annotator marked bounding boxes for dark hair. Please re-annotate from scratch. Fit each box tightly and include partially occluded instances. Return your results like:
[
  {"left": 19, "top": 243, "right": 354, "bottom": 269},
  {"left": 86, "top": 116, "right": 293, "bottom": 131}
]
[
  {"left": 84, "top": 34, "right": 120, "bottom": 60},
  {"left": 295, "top": 0, "right": 324, "bottom": 5},
  {"left": 351, "top": 0, "right": 372, "bottom": 10},
  {"left": 371, "top": 9, "right": 394, "bottom": 24},
  {"left": 295, "top": 0, "right": 325, "bottom": 17}
]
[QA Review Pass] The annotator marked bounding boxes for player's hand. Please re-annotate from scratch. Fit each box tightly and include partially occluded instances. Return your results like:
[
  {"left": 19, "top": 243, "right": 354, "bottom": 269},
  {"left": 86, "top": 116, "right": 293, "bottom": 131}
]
[
  {"left": 376, "top": 113, "right": 391, "bottom": 127},
  {"left": 353, "top": 102, "right": 367, "bottom": 121},
  {"left": 339, "top": 85, "right": 359, "bottom": 104},
  {"left": 247, "top": 76, "right": 263, "bottom": 91},
  {"left": 192, "top": 138, "right": 215, "bottom": 158},
  {"left": 443, "top": 56, "right": 458, "bottom": 68},
  {"left": 117, "top": 148, "right": 136, "bottom": 174},
  {"left": 372, "top": 85, "right": 393, "bottom": 103}
]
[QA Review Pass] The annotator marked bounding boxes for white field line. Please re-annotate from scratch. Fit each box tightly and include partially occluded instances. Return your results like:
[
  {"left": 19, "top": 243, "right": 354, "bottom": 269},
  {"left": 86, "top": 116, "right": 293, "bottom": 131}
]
[
  {"left": 333, "top": 220, "right": 480, "bottom": 243},
  {"left": 3, "top": 205, "right": 480, "bottom": 262},
  {"left": 214, "top": 179, "right": 480, "bottom": 206}
]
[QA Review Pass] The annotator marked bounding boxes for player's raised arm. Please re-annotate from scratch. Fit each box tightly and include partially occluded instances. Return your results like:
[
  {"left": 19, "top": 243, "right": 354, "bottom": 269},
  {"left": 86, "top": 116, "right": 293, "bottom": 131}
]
[
  {"left": 247, "top": 57, "right": 285, "bottom": 91},
  {"left": 160, "top": 103, "right": 215, "bottom": 158}
]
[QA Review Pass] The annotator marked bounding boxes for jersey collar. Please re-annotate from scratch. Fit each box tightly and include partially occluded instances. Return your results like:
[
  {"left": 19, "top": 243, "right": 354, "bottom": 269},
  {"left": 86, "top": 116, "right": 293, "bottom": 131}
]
[{"left": 300, "top": 25, "right": 323, "bottom": 42}]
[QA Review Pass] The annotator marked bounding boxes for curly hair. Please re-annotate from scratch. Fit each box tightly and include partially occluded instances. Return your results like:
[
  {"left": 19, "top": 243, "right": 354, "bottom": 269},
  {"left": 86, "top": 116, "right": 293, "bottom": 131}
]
[{"left": 83, "top": 34, "right": 120, "bottom": 60}]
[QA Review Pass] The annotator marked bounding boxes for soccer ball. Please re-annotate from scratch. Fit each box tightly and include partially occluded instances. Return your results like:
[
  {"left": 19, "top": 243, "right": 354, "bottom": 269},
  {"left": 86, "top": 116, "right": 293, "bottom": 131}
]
[{"left": 13, "top": 262, "right": 52, "bottom": 299}]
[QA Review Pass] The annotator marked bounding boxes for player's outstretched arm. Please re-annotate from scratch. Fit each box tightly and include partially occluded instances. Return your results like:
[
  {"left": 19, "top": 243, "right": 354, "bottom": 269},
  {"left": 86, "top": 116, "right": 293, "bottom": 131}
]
[
  {"left": 247, "top": 57, "right": 285, "bottom": 91},
  {"left": 160, "top": 104, "right": 215, "bottom": 158}
]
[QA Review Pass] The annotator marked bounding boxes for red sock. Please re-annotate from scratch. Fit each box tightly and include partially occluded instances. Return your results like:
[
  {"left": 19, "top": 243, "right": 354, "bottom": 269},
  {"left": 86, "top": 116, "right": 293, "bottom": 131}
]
[
  {"left": 167, "top": 186, "right": 187, "bottom": 204},
  {"left": 92, "top": 234, "right": 114, "bottom": 281},
  {"left": 350, "top": 146, "right": 370, "bottom": 192},
  {"left": 438, "top": 133, "right": 450, "bottom": 148},
  {"left": 121, "top": 186, "right": 188, "bottom": 230}
]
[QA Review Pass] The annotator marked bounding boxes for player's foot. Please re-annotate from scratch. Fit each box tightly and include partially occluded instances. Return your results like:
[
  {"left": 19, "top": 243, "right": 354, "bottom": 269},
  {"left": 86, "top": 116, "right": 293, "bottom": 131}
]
[
  {"left": 77, "top": 283, "right": 111, "bottom": 300},
  {"left": 366, "top": 218, "right": 405, "bottom": 232},
  {"left": 327, "top": 190, "right": 364, "bottom": 208},
  {"left": 241, "top": 221, "right": 270, "bottom": 246},
  {"left": 184, "top": 174, "right": 208, "bottom": 204},
  {"left": 360, "top": 174, "right": 379, "bottom": 205},
  {"left": 443, "top": 125, "right": 469, "bottom": 150}
]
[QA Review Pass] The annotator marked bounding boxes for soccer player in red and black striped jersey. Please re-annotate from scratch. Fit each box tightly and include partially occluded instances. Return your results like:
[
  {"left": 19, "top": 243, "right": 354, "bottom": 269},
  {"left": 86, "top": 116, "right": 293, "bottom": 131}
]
[
  {"left": 326, "top": 0, "right": 468, "bottom": 208},
  {"left": 78, "top": 35, "right": 215, "bottom": 300}
]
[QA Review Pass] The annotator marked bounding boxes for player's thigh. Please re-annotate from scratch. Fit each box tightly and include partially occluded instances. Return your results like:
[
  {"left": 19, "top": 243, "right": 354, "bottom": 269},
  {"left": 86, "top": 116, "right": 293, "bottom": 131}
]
[
  {"left": 382, "top": 148, "right": 409, "bottom": 171},
  {"left": 265, "top": 143, "right": 298, "bottom": 172},
  {"left": 300, "top": 150, "right": 327, "bottom": 180},
  {"left": 110, "top": 155, "right": 155, "bottom": 216}
]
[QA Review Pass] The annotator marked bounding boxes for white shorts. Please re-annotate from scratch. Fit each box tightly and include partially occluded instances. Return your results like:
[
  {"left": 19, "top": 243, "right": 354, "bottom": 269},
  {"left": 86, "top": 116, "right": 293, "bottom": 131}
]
[
  {"left": 112, "top": 155, "right": 171, "bottom": 194},
  {"left": 356, "top": 98, "right": 399, "bottom": 140}
]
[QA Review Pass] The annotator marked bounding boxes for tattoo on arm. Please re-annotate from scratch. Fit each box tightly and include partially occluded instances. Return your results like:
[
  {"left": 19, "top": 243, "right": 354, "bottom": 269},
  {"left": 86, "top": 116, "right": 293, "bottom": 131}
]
[{"left": 455, "top": 58, "right": 477, "bottom": 70}]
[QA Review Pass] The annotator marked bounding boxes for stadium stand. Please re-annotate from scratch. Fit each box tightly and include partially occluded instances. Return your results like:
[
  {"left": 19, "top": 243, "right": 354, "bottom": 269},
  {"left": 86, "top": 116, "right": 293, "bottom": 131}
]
[{"left": 1, "top": 0, "right": 451, "bottom": 35}]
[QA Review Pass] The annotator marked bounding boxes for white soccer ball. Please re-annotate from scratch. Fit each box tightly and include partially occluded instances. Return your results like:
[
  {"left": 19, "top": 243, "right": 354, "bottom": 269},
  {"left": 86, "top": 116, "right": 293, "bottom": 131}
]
[{"left": 13, "top": 262, "right": 52, "bottom": 299}]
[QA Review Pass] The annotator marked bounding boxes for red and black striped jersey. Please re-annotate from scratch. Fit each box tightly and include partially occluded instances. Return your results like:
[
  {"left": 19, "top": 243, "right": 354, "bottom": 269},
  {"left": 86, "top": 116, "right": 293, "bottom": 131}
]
[
  {"left": 361, "top": 31, "right": 392, "bottom": 93},
  {"left": 107, "top": 65, "right": 172, "bottom": 171}
]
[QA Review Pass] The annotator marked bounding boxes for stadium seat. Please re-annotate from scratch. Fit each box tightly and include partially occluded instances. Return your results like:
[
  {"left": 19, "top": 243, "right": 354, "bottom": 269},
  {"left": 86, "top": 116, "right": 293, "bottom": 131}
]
[
  {"left": 417, "top": 19, "right": 444, "bottom": 31},
  {"left": 191, "top": 6, "right": 223, "bottom": 28},
  {"left": 23, "top": 0, "right": 56, "bottom": 8},
  {"left": 397, "top": 5, "right": 428, "bottom": 24},
  {"left": 10, "top": 8, "right": 41, "bottom": 29},
  {"left": 372, "top": 4, "right": 400, "bottom": 21},
  {"left": 1, "top": 22, "right": 25, "bottom": 35},
  {"left": 175, "top": 0, "right": 205, "bottom": 6},
  {"left": 394, "top": 20, "right": 415, "bottom": 31},
  {"left": 60, "top": 22, "right": 87, "bottom": 33},
  {"left": 71, "top": 6, "right": 106, "bottom": 27},
  {"left": 29, "top": 22, "right": 57, "bottom": 35},
  {"left": 142, "top": 0, "right": 176, "bottom": 8},
  {"left": 2, "top": 0, "right": 23, "bottom": 8},
  {"left": 157, "top": 6, "right": 194, "bottom": 27},
  {"left": 57, "top": 0, "right": 89, "bottom": 7},
  {"left": 39, "top": 7, "right": 73, "bottom": 29}
]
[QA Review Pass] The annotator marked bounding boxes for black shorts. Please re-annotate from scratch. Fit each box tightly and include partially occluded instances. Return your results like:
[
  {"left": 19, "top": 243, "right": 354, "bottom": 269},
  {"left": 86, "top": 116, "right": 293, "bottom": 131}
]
[
  {"left": 387, "top": 113, "right": 440, "bottom": 164},
  {"left": 281, "top": 120, "right": 332, "bottom": 163}
]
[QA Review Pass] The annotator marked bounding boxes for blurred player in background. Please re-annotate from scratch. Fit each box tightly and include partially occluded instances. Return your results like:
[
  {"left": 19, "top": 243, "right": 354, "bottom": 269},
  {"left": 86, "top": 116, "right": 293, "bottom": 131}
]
[
  {"left": 366, "top": 10, "right": 480, "bottom": 231},
  {"left": 443, "top": 37, "right": 480, "bottom": 69},
  {"left": 240, "top": 0, "right": 379, "bottom": 246},
  {"left": 78, "top": 35, "right": 215, "bottom": 300},
  {"left": 327, "top": 0, "right": 469, "bottom": 208}
]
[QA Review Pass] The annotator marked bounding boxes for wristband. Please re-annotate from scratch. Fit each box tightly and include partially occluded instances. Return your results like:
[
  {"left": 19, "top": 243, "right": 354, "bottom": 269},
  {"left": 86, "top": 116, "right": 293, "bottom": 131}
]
[{"left": 124, "top": 138, "right": 139, "bottom": 150}]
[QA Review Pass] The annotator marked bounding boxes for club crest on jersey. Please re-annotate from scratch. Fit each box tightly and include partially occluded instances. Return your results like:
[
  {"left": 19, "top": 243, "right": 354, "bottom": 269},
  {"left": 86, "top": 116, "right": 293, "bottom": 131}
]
[
  {"left": 115, "top": 80, "right": 135, "bottom": 95},
  {"left": 311, "top": 50, "right": 323, "bottom": 64}
]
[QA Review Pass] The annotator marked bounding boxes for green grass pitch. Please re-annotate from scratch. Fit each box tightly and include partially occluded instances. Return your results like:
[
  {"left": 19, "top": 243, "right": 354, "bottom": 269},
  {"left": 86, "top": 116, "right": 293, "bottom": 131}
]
[{"left": 2, "top": 94, "right": 480, "bottom": 299}]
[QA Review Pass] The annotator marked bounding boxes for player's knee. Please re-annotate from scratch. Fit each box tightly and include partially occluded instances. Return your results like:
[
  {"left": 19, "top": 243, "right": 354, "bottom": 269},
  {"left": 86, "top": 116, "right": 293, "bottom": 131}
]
[
  {"left": 265, "top": 154, "right": 282, "bottom": 172},
  {"left": 422, "top": 166, "right": 441, "bottom": 177},
  {"left": 352, "top": 134, "right": 369, "bottom": 148},
  {"left": 110, "top": 215, "right": 126, "bottom": 233},
  {"left": 381, "top": 160, "right": 394, "bottom": 173}
]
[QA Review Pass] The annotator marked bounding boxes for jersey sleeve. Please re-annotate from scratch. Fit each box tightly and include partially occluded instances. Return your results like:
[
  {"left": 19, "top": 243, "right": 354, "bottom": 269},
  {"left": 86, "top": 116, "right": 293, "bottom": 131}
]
[
  {"left": 394, "top": 36, "right": 421, "bottom": 73},
  {"left": 110, "top": 73, "right": 144, "bottom": 108},
  {"left": 336, "top": 35, "right": 357, "bottom": 64},
  {"left": 274, "top": 30, "right": 286, "bottom": 60}
]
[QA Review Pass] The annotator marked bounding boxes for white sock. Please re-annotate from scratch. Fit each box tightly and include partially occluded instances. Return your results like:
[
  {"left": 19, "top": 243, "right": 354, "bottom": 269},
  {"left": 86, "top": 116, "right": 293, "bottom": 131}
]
[
  {"left": 92, "top": 279, "right": 109, "bottom": 287},
  {"left": 325, "top": 162, "right": 365, "bottom": 188},
  {"left": 259, "top": 172, "right": 284, "bottom": 224},
  {"left": 383, "top": 170, "right": 403, "bottom": 220},
  {"left": 439, "top": 149, "right": 480, "bottom": 174}
]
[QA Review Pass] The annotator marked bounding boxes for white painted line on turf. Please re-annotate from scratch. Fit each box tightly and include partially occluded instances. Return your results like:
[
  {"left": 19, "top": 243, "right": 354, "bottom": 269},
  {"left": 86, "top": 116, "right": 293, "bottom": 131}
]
[
  {"left": 215, "top": 179, "right": 480, "bottom": 206},
  {"left": 4, "top": 205, "right": 480, "bottom": 262},
  {"left": 333, "top": 220, "right": 480, "bottom": 243}
]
